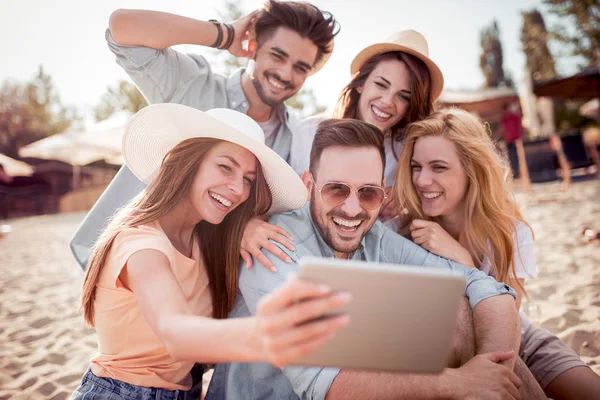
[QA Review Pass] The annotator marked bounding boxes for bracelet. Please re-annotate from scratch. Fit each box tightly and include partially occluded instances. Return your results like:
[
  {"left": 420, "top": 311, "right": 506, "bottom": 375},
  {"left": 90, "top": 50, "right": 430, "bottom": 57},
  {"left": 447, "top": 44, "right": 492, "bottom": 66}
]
[
  {"left": 221, "top": 23, "right": 235, "bottom": 50},
  {"left": 208, "top": 19, "right": 223, "bottom": 48}
]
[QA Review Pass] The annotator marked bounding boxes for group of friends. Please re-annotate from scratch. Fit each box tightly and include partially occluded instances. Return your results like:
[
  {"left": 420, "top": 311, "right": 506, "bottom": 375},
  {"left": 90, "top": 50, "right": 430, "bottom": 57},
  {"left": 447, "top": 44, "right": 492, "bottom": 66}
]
[{"left": 68, "top": 1, "right": 600, "bottom": 399}]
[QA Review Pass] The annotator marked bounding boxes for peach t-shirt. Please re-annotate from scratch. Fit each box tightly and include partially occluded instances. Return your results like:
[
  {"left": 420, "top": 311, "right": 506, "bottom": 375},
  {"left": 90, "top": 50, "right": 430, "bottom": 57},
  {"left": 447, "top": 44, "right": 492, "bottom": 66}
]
[{"left": 90, "top": 221, "right": 212, "bottom": 390}]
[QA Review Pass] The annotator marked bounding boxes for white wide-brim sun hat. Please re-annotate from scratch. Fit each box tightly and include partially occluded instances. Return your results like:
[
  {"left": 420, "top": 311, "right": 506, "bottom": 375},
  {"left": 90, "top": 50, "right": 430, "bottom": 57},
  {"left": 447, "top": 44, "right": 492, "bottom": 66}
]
[{"left": 122, "top": 103, "right": 307, "bottom": 213}]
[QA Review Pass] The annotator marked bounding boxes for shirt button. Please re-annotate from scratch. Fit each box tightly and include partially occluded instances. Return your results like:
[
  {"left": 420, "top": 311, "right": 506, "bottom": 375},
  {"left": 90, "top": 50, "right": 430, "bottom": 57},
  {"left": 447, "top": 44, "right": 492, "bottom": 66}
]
[
  {"left": 232, "top": 101, "right": 237, "bottom": 106},
  {"left": 242, "top": 101, "right": 248, "bottom": 107}
]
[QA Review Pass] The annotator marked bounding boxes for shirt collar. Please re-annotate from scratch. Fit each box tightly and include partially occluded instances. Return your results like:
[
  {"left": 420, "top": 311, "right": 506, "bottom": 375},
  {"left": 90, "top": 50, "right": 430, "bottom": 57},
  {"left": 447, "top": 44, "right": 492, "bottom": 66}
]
[{"left": 226, "top": 68, "right": 291, "bottom": 127}]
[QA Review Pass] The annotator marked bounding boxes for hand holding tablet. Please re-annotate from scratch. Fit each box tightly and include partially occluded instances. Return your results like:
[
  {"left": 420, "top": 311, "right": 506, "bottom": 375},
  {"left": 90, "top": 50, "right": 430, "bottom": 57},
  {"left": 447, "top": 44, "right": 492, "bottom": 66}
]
[{"left": 291, "top": 256, "right": 466, "bottom": 373}]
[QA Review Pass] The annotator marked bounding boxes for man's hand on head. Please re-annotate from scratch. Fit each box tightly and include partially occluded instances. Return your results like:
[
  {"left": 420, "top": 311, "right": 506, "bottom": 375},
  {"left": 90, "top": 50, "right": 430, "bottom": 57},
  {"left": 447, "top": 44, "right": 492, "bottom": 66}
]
[{"left": 229, "top": 10, "right": 259, "bottom": 58}]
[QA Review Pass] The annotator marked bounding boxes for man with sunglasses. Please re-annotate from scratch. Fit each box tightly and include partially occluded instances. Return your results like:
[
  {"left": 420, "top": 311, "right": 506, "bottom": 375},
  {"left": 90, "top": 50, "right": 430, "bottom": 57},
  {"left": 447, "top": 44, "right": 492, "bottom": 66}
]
[{"left": 206, "top": 118, "right": 545, "bottom": 400}]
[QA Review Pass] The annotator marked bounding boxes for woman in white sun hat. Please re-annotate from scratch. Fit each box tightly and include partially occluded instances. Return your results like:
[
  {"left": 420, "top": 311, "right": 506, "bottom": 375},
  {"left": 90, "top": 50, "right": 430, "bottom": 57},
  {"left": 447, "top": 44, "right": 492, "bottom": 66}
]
[
  {"left": 72, "top": 104, "right": 351, "bottom": 399},
  {"left": 241, "top": 30, "right": 444, "bottom": 269}
]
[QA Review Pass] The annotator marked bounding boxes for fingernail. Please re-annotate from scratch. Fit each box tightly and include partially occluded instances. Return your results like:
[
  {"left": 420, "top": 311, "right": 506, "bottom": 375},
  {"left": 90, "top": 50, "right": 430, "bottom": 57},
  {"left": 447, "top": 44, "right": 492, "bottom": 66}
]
[
  {"left": 336, "top": 292, "right": 352, "bottom": 302},
  {"left": 285, "top": 256, "right": 292, "bottom": 263},
  {"left": 289, "top": 245, "right": 296, "bottom": 251},
  {"left": 271, "top": 266, "right": 278, "bottom": 272},
  {"left": 319, "top": 284, "right": 331, "bottom": 293}
]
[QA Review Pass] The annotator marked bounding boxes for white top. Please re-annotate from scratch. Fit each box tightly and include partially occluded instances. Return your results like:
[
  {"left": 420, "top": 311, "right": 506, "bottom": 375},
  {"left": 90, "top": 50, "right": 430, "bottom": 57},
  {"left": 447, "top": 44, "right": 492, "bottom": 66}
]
[
  {"left": 257, "top": 112, "right": 282, "bottom": 149},
  {"left": 480, "top": 221, "right": 537, "bottom": 279},
  {"left": 290, "top": 115, "right": 403, "bottom": 186}
]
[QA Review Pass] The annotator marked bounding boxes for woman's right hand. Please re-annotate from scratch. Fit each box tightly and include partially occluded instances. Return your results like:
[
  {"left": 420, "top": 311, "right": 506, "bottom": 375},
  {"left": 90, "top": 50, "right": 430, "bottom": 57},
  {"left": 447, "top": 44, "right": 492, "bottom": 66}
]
[
  {"left": 253, "top": 274, "right": 351, "bottom": 368},
  {"left": 241, "top": 217, "right": 295, "bottom": 271}
]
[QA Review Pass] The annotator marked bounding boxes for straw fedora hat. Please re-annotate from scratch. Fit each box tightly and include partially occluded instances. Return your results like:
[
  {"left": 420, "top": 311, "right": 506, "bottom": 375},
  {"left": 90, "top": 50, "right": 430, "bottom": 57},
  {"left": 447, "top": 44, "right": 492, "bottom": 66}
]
[
  {"left": 350, "top": 30, "right": 444, "bottom": 100},
  {"left": 122, "top": 103, "right": 307, "bottom": 212}
]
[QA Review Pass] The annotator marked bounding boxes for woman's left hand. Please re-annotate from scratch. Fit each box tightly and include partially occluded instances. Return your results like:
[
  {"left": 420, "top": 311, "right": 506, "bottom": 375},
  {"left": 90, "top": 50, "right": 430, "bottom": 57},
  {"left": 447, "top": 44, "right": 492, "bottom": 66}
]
[{"left": 409, "top": 219, "right": 475, "bottom": 267}]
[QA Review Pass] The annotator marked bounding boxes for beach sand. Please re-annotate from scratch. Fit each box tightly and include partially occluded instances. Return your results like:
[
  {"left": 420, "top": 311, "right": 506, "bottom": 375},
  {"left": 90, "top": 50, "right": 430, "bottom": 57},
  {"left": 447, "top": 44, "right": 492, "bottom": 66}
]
[{"left": 0, "top": 179, "right": 599, "bottom": 398}]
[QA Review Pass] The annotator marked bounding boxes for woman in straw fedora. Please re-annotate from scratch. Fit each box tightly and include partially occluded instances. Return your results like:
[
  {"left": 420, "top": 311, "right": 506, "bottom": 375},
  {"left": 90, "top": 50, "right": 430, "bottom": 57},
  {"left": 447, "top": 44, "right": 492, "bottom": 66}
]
[
  {"left": 241, "top": 30, "right": 443, "bottom": 269},
  {"left": 72, "top": 104, "right": 351, "bottom": 399},
  {"left": 394, "top": 108, "right": 600, "bottom": 400}
]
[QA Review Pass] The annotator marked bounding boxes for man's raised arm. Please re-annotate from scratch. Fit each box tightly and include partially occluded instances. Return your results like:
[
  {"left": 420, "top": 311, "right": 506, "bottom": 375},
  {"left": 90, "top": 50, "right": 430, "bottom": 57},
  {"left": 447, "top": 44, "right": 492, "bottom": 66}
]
[{"left": 109, "top": 9, "right": 226, "bottom": 49}]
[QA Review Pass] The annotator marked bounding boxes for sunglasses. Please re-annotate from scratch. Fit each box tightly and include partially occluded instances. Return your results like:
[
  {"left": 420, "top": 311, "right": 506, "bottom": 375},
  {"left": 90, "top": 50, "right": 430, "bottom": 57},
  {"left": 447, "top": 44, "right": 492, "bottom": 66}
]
[{"left": 310, "top": 174, "right": 386, "bottom": 210}]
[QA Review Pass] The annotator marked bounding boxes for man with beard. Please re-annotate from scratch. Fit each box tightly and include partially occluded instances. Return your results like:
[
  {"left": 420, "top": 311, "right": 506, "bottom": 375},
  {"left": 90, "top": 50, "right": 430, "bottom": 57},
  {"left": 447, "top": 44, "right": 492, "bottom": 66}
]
[
  {"left": 70, "top": 0, "right": 339, "bottom": 269},
  {"left": 206, "top": 119, "right": 547, "bottom": 399}
]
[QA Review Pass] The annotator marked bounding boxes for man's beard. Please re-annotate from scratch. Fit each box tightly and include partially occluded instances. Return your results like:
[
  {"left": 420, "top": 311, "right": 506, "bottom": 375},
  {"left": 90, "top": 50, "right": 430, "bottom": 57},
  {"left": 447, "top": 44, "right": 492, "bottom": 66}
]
[
  {"left": 310, "top": 199, "right": 372, "bottom": 257},
  {"left": 251, "top": 71, "right": 295, "bottom": 108}
]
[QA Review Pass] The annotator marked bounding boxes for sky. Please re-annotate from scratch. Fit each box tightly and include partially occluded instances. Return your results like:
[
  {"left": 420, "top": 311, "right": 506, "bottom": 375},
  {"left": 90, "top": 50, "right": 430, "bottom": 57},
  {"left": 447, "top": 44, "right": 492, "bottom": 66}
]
[{"left": 0, "top": 0, "right": 579, "bottom": 123}]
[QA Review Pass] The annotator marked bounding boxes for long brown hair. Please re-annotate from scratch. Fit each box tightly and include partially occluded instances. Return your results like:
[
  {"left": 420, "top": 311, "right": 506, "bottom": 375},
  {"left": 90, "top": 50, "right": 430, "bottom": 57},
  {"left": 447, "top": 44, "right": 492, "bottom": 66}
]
[
  {"left": 332, "top": 51, "right": 434, "bottom": 159},
  {"left": 81, "top": 138, "right": 272, "bottom": 326},
  {"left": 394, "top": 109, "right": 532, "bottom": 293}
]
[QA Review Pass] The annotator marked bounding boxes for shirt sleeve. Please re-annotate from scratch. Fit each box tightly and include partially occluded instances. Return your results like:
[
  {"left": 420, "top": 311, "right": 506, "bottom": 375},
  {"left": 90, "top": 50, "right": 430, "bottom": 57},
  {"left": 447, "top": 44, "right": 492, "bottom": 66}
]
[
  {"left": 378, "top": 227, "right": 517, "bottom": 309},
  {"left": 238, "top": 245, "right": 341, "bottom": 400},
  {"left": 102, "top": 224, "right": 174, "bottom": 289},
  {"left": 105, "top": 29, "right": 222, "bottom": 107},
  {"left": 513, "top": 222, "right": 537, "bottom": 279}
]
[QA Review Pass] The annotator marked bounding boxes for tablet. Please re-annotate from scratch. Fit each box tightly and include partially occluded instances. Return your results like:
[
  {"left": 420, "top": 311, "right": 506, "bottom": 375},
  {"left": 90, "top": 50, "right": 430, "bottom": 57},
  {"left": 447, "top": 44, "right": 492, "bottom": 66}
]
[{"left": 290, "top": 256, "right": 466, "bottom": 374}]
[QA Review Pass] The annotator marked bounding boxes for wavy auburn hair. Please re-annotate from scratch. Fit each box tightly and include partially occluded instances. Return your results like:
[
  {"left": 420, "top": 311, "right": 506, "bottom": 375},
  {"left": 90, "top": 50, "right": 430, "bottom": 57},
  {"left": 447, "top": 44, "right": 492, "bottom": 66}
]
[
  {"left": 332, "top": 51, "right": 434, "bottom": 159},
  {"left": 80, "top": 138, "right": 272, "bottom": 326},
  {"left": 394, "top": 108, "right": 532, "bottom": 291}
]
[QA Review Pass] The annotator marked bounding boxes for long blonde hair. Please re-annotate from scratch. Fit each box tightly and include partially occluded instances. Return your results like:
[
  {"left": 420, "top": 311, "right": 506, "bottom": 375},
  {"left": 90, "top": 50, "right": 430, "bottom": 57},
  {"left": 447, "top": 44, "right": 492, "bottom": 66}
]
[
  {"left": 395, "top": 108, "right": 532, "bottom": 290},
  {"left": 81, "top": 138, "right": 272, "bottom": 326}
]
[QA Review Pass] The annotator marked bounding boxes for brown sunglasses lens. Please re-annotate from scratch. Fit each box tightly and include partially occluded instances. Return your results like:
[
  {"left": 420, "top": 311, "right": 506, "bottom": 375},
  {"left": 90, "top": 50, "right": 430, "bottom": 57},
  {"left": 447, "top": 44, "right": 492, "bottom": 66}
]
[
  {"left": 320, "top": 183, "right": 351, "bottom": 205},
  {"left": 357, "top": 186, "right": 386, "bottom": 208}
]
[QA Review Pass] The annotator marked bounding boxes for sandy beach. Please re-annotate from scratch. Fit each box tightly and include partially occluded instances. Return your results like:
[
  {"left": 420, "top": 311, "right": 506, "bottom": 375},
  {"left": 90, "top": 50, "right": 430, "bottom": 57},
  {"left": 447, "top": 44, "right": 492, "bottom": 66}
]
[{"left": 0, "top": 179, "right": 599, "bottom": 399}]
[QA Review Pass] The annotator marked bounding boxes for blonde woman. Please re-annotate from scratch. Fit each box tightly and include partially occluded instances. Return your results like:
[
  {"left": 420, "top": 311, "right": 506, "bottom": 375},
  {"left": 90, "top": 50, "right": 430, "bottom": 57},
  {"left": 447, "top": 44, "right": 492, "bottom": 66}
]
[
  {"left": 72, "top": 104, "right": 351, "bottom": 399},
  {"left": 394, "top": 108, "right": 600, "bottom": 400}
]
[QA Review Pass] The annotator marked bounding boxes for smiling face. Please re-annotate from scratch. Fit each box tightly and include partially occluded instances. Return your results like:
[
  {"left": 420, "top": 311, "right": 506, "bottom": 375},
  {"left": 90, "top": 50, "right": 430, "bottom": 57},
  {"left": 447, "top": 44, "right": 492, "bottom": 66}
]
[
  {"left": 356, "top": 58, "right": 411, "bottom": 132},
  {"left": 410, "top": 136, "right": 469, "bottom": 219},
  {"left": 304, "top": 146, "right": 384, "bottom": 258},
  {"left": 186, "top": 141, "right": 258, "bottom": 225},
  {"left": 250, "top": 27, "right": 319, "bottom": 107}
]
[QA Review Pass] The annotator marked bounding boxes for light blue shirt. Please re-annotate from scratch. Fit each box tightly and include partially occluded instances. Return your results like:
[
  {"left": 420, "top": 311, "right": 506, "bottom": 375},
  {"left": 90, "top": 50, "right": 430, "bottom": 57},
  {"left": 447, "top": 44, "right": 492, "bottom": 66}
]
[
  {"left": 206, "top": 205, "right": 516, "bottom": 400},
  {"left": 69, "top": 30, "right": 305, "bottom": 269}
]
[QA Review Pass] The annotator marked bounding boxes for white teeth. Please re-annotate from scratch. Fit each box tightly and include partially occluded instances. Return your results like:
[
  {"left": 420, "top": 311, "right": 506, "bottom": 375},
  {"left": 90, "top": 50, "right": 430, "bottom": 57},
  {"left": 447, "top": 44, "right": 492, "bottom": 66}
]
[
  {"left": 210, "top": 192, "right": 232, "bottom": 208},
  {"left": 372, "top": 106, "right": 391, "bottom": 119},
  {"left": 333, "top": 217, "right": 361, "bottom": 228},
  {"left": 422, "top": 192, "right": 443, "bottom": 199},
  {"left": 268, "top": 76, "right": 285, "bottom": 89}
]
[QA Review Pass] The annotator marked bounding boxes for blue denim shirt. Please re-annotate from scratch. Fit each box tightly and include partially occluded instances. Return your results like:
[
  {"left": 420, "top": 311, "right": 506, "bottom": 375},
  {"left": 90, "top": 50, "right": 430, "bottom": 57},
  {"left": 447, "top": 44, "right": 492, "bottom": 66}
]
[
  {"left": 206, "top": 205, "right": 516, "bottom": 400},
  {"left": 69, "top": 31, "right": 304, "bottom": 269}
]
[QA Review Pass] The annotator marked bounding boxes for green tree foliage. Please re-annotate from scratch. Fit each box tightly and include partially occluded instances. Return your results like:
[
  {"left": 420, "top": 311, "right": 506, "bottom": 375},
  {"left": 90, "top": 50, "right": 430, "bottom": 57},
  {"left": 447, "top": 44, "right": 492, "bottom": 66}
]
[
  {"left": 93, "top": 80, "right": 148, "bottom": 122},
  {"left": 544, "top": 0, "right": 600, "bottom": 69},
  {"left": 479, "top": 20, "right": 513, "bottom": 88},
  {"left": 0, "top": 65, "right": 79, "bottom": 158},
  {"left": 521, "top": 9, "right": 558, "bottom": 82}
]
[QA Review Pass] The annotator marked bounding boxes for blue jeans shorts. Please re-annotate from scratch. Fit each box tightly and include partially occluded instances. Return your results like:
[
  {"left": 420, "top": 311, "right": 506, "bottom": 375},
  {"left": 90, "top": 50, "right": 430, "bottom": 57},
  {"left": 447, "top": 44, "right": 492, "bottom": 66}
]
[{"left": 71, "top": 369, "right": 185, "bottom": 400}]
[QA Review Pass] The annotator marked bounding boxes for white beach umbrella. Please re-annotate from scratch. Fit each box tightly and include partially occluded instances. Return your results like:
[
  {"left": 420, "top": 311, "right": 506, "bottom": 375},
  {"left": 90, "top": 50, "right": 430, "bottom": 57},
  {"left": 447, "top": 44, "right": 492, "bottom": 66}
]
[{"left": 580, "top": 99, "right": 600, "bottom": 120}]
